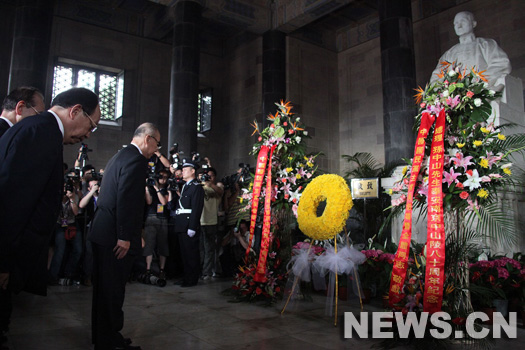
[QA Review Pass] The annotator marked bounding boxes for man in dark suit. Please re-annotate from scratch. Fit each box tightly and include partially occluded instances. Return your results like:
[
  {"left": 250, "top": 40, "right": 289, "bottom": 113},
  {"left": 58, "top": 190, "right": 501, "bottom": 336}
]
[
  {"left": 89, "top": 123, "right": 161, "bottom": 350},
  {"left": 0, "top": 88, "right": 100, "bottom": 345},
  {"left": 0, "top": 86, "right": 45, "bottom": 138},
  {"left": 173, "top": 160, "right": 204, "bottom": 287}
]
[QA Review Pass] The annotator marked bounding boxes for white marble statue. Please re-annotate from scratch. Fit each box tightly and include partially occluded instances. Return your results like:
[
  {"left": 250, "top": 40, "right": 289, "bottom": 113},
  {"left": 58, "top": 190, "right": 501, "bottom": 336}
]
[{"left": 431, "top": 11, "right": 511, "bottom": 91}]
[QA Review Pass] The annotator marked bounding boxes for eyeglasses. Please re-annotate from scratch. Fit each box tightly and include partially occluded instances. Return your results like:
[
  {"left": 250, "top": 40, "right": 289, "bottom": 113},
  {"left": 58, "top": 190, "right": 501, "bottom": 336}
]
[
  {"left": 30, "top": 106, "right": 43, "bottom": 115},
  {"left": 149, "top": 135, "right": 162, "bottom": 149},
  {"left": 82, "top": 109, "right": 98, "bottom": 133}
]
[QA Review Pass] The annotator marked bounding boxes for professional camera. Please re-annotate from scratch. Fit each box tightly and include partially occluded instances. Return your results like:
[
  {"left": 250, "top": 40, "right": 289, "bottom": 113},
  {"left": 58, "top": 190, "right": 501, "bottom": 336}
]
[
  {"left": 221, "top": 163, "right": 252, "bottom": 190},
  {"left": 169, "top": 143, "right": 183, "bottom": 167},
  {"left": 88, "top": 169, "right": 103, "bottom": 186},
  {"left": 238, "top": 163, "right": 251, "bottom": 183},
  {"left": 78, "top": 143, "right": 92, "bottom": 162},
  {"left": 199, "top": 171, "right": 211, "bottom": 183},
  {"left": 167, "top": 177, "right": 184, "bottom": 192},
  {"left": 65, "top": 169, "right": 80, "bottom": 193},
  {"left": 191, "top": 151, "right": 201, "bottom": 163},
  {"left": 146, "top": 172, "right": 161, "bottom": 186},
  {"left": 137, "top": 272, "right": 166, "bottom": 287}
]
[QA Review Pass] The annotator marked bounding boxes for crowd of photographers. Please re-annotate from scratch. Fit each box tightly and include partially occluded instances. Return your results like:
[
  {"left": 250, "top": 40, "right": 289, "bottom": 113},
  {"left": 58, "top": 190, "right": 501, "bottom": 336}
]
[{"left": 46, "top": 143, "right": 254, "bottom": 288}]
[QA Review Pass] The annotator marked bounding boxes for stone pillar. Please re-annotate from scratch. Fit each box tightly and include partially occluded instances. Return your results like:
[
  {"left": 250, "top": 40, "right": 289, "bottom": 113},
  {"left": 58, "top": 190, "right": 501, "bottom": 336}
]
[
  {"left": 378, "top": 0, "right": 417, "bottom": 164},
  {"left": 8, "top": 0, "right": 54, "bottom": 94},
  {"left": 168, "top": 0, "right": 202, "bottom": 154},
  {"left": 262, "top": 30, "right": 286, "bottom": 127}
]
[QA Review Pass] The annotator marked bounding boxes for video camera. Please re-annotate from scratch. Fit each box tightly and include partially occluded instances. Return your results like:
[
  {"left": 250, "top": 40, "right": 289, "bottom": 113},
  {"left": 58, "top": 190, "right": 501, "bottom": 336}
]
[
  {"left": 146, "top": 170, "right": 161, "bottom": 187},
  {"left": 167, "top": 177, "right": 184, "bottom": 192}
]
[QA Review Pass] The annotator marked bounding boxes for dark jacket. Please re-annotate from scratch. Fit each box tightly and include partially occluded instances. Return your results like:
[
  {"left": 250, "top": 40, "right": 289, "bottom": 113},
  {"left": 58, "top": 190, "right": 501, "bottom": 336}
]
[
  {"left": 0, "top": 112, "right": 63, "bottom": 295},
  {"left": 173, "top": 179, "right": 204, "bottom": 232},
  {"left": 0, "top": 118, "right": 10, "bottom": 139},
  {"left": 88, "top": 144, "right": 148, "bottom": 256}
]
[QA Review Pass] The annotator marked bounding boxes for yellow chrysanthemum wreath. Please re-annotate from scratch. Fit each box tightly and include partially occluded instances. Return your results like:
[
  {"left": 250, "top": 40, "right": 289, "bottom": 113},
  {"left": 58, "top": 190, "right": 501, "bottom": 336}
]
[{"left": 297, "top": 174, "right": 353, "bottom": 241}]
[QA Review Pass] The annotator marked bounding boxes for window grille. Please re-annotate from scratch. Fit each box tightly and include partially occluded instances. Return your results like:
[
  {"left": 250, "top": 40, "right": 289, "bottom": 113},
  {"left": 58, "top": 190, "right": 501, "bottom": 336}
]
[
  {"left": 197, "top": 88, "right": 212, "bottom": 133},
  {"left": 52, "top": 62, "right": 124, "bottom": 122}
]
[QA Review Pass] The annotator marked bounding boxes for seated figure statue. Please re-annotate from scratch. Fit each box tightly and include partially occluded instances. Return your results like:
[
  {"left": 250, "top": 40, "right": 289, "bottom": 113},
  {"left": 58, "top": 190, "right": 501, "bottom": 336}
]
[{"left": 430, "top": 11, "right": 511, "bottom": 91}]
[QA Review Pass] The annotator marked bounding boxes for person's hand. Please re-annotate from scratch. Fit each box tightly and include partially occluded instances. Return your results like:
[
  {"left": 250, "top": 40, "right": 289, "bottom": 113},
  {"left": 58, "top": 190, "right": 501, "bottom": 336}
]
[
  {"left": 90, "top": 183, "right": 99, "bottom": 193},
  {"left": 187, "top": 229, "right": 196, "bottom": 238},
  {"left": 66, "top": 190, "right": 75, "bottom": 200},
  {"left": 0, "top": 272, "right": 9, "bottom": 290},
  {"left": 233, "top": 228, "right": 241, "bottom": 239},
  {"left": 113, "top": 239, "right": 130, "bottom": 259}
]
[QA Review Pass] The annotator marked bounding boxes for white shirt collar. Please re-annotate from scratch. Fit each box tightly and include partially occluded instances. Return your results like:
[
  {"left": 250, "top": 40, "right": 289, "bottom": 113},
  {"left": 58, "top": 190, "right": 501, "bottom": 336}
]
[
  {"left": 48, "top": 110, "right": 64, "bottom": 137},
  {"left": 130, "top": 142, "right": 143, "bottom": 155},
  {"left": 0, "top": 116, "right": 13, "bottom": 127}
]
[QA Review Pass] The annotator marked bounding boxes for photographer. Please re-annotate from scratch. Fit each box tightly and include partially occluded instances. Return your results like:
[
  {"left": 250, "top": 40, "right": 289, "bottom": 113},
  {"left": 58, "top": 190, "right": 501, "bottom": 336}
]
[
  {"left": 143, "top": 168, "right": 170, "bottom": 279},
  {"left": 199, "top": 166, "right": 224, "bottom": 280},
  {"left": 78, "top": 178, "right": 100, "bottom": 286},
  {"left": 48, "top": 184, "right": 82, "bottom": 284}
]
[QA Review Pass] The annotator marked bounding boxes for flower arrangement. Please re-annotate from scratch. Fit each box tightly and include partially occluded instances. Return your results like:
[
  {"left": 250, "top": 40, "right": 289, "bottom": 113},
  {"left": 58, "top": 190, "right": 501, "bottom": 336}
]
[
  {"left": 248, "top": 101, "right": 319, "bottom": 216},
  {"left": 469, "top": 256, "right": 524, "bottom": 307},
  {"left": 296, "top": 174, "right": 353, "bottom": 241},
  {"left": 358, "top": 249, "right": 395, "bottom": 292},
  {"left": 231, "top": 236, "right": 287, "bottom": 303},
  {"left": 390, "top": 62, "right": 522, "bottom": 212}
]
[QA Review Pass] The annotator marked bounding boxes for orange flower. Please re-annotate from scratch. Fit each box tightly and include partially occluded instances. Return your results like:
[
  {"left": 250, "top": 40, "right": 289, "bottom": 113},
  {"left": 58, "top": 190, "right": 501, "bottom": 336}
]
[
  {"left": 267, "top": 112, "right": 278, "bottom": 120},
  {"left": 414, "top": 86, "right": 425, "bottom": 104},
  {"left": 279, "top": 100, "right": 293, "bottom": 114},
  {"left": 471, "top": 68, "right": 488, "bottom": 83},
  {"left": 250, "top": 120, "right": 259, "bottom": 136},
  {"left": 291, "top": 121, "right": 304, "bottom": 131}
]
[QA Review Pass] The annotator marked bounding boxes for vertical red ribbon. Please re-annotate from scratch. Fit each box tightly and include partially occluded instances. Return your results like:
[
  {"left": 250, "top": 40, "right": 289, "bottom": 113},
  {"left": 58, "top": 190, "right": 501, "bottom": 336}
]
[
  {"left": 389, "top": 112, "right": 435, "bottom": 306},
  {"left": 254, "top": 145, "right": 276, "bottom": 282},
  {"left": 423, "top": 109, "right": 446, "bottom": 313},
  {"left": 247, "top": 146, "right": 269, "bottom": 259}
]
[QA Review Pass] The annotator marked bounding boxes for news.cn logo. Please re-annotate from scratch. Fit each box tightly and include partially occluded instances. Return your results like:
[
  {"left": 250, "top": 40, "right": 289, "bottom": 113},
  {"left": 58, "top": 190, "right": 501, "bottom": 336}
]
[{"left": 344, "top": 312, "right": 518, "bottom": 339}]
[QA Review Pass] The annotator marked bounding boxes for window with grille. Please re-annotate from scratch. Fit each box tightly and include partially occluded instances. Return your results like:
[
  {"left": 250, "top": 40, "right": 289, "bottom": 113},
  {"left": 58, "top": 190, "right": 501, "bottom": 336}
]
[
  {"left": 52, "top": 61, "right": 124, "bottom": 123},
  {"left": 197, "top": 88, "right": 212, "bottom": 133}
]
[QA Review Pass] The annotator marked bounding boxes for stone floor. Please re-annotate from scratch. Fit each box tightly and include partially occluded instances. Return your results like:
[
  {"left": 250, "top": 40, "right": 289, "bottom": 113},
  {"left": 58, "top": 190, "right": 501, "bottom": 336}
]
[{"left": 5, "top": 277, "right": 525, "bottom": 349}]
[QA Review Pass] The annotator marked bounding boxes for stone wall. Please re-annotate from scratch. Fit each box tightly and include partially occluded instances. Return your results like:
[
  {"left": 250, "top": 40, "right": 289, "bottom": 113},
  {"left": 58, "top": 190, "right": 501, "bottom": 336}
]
[
  {"left": 50, "top": 17, "right": 171, "bottom": 171},
  {"left": 217, "top": 37, "right": 263, "bottom": 177},
  {"left": 287, "top": 37, "right": 339, "bottom": 173},
  {"left": 338, "top": 38, "right": 384, "bottom": 172}
]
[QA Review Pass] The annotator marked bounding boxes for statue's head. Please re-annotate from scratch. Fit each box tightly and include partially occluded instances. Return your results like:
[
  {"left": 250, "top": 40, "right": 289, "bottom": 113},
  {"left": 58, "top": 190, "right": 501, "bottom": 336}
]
[{"left": 454, "top": 11, "right": 477, "bottom": 37}]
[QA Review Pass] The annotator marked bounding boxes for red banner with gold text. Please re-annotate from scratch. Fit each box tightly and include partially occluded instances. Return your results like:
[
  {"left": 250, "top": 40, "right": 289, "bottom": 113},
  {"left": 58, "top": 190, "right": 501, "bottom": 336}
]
[
  {"left": 247, "top": 146, "right": 269, "bottom": 259},
  {"left": 423, "top": 110, "right": 446, "bottom": 312},
  {"left": 254, "top": 145, "right": 276, "bottom": 282},
  {"left": 389, "top": 112, "right": 435, "bottom": 306}
]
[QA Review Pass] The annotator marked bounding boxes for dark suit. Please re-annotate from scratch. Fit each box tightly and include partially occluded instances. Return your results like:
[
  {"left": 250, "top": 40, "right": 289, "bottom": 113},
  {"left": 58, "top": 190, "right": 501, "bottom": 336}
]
[
  {"left": 0, "top": 112, "right": 63, "bottom": 295},
  {"left": 173, "top": 179, "right": 204, "bottom": 285},
  {"left": 0, "top": 118, "right": 10, "bottom": 139},
  {"left": 88, "top": 144, "right": 147, "bottom": 349}
]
